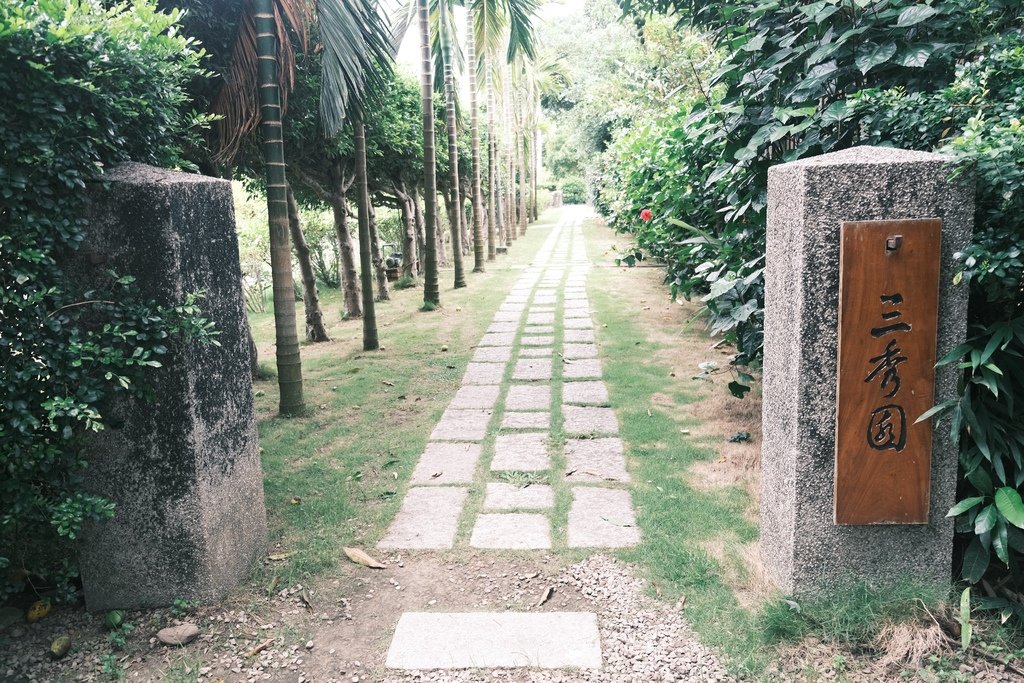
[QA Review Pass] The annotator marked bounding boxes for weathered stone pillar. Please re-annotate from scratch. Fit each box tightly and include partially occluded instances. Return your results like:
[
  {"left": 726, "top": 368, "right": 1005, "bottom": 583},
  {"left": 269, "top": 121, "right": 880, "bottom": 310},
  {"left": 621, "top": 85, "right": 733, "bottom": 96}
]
[
  {"left": 76, "top": 163, "right": 266, "bottom": 610},
  {"left": 761, "top": 147, "right": 973, "bottom": 595}
]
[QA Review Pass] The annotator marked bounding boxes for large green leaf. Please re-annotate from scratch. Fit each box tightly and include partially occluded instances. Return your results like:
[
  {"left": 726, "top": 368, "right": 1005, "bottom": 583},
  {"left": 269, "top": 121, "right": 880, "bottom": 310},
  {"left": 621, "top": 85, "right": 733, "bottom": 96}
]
[
  {"left": 897, "top": 5, "right": 940, "bottom": 28},
  {"left": 855, "top": 42, "right": 897, "bottom": 74},
  {"left": 946, "top": 496, "right": 984, "bottom": 517},
  {"left": 961, "top": 537, "right": 990, "bottom": 583},
  {"left": 897, "top": 43, "right": 938, "bottom": 67},
  {"left": 975, "top": 504, "right": 997, "bottom": 535},
  {"left": 995, "top": 487, "right": 1024, "bottom": 528}
]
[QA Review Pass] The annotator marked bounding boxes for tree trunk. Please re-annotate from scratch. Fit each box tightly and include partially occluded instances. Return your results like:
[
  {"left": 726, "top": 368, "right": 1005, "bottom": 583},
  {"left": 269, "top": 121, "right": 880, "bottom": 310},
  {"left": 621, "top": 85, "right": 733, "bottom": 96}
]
[
  {"left": 367, "top": 201, "right": 390, "bottom": 301},
  {"left": 286, "top": 184, "right": 330, "bottom": 342},
  {"left": 413, "top": 188, "right": 426, "bottom": 274},
  {"left": 486, "top": 60, "right": 497, "bottom": 261},
  {"left": 248, "top": 325, "right": 260, "bottom": 380},
  {"left": 532, "top": 122, "right": 540, "bottom": 220},
  {"left": 435, "top": 198, "right": 448, "bottom": 266},
  {"left": 255, "top": 0, "right": 303, "bottom": 416},
  {"left": 396, "top": 186, "right": 418, "bottom": 278},
  {"left": 417, "top": 0, "right": 440, "bottom": 305},
  {"left": 503, "top": 66, "right": 515, "bottom": 245},
  {"left": 467, "top": 10, "right": 485, "bottom": 271},
  {"left": 440, "top": 0, "right": 466, "bottom": 289},
  {"left": 329, "top": 165, "right": 362, "bottom": 319},
  {"left": 518, "top": 128, "right": 528, "bottom": 237},
  {"left": 354, "top": 117, "right": 379, "bottom": 351}
]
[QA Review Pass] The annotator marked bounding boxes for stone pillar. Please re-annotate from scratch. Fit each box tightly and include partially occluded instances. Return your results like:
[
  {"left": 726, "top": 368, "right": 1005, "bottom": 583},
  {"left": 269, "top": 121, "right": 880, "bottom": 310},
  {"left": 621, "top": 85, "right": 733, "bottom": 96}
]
[
  {"left": 76, "top": 163, "right": 266, "bottom": 610},
  {"left": 761, "top": 147, "right": 973, "bottom": 595}
]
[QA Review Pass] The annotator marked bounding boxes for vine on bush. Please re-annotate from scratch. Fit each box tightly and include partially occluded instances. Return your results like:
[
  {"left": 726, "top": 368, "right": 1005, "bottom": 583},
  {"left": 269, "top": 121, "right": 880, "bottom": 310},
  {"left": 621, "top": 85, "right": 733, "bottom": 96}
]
[{"left": 0, "top": 0, "right": 213, "bottom": 598}]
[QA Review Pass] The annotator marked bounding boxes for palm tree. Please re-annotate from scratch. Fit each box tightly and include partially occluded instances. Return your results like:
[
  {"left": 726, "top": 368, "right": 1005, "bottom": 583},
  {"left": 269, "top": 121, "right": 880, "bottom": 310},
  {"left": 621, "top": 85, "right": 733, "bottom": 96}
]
[
  {"left": 354, "top": 115, "right": 379, "bottom": 350},
  {"left": 466, "top": 7, "right": 485, "bottom": 272},
  {"left": 437, "top": 0, "right": 466, "bottom": 289},
  {"left": 417, "top": 0, "right": 441, "bottom": 306},
  {"left": 213, "top": 0, "right": 390, "bottom": 416}
]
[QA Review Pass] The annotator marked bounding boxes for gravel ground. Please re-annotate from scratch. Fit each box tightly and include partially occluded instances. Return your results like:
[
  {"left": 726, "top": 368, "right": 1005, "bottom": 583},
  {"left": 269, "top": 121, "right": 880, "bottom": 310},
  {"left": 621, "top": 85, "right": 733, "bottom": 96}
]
[{"left": 386, "top": 555, "right": 734, "bottom": 683}]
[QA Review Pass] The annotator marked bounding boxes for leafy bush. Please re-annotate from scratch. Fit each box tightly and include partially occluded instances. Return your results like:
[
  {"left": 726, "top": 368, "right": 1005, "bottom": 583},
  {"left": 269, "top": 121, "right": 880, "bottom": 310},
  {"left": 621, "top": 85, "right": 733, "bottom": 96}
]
[
  {"left": 561, "top": 178, "right": 587, "bottom": 204},
  {"left": 599, "top": 0, "right": 1024, "bottom": 586},
  {"left": 0, "top": 0, "right": 212, "bottom": 597}
]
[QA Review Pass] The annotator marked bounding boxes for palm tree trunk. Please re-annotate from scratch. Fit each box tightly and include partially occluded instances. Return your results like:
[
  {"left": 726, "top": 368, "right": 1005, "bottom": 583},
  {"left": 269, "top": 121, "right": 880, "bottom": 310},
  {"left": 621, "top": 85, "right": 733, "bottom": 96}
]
[
  {"left": 255, "top": 0, "right": 303, "bottom": 416},
  {"left": 441, "top": 1, "right": 466, "bottom": 289},
  {"left": 354, "top": 117, "right": 379, "bottom": 351},
  {"left": 413, "top": 188, "right": 426, "bottom": 274},
  {"left": 486, "top": 60, "right": 497, "bottom": 261},
  {"left": 532, "top": 121, "right": 539, "bottom": 220},
  {"left": 417, "top": 0, "right": 440, "bottom": 305},
  {"left": 518, "top": 127, "right": 527, "bottom": 237},
  {"left": 328, "top": 165, "right": 361, "bottom": 319},
  {"left": 367, "top": 201, "right": 390, "bottom": 301},
  {"left": 435, "top": 200, "right": 448, "bottom": 266},
  {"left": 286, "top": 184, "right": 330, "bottom": 342},
  {"left": 467, "top": 10, "right": 485, "bottom": 272},
  {"left": 396, "top": 186, "right": 418, "bottom": 278}
]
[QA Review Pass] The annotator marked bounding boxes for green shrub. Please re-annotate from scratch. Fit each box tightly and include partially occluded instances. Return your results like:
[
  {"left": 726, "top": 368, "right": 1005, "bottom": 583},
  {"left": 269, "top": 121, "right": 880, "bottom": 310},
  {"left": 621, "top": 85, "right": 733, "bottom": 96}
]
[
  {"left": 561, "top": 178, "right": 587, "bottom": 204},
  {"left": 0, "top": 0, "right": 212, "bottom": 598},
  {"left": 601, "top": 0, "right": 1024, "bottom": 588}
]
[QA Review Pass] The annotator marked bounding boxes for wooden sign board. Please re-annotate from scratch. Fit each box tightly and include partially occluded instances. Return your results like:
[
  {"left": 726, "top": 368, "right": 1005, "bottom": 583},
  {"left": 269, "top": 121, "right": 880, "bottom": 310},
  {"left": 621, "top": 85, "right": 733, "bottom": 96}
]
[{"left": 835, "top": 219, "right": 942, "bottom": 525}]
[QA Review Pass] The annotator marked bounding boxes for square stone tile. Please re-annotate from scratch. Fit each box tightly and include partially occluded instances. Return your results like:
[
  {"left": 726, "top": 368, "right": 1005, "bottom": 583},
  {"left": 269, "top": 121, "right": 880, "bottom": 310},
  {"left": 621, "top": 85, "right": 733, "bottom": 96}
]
[
  {"left": 564, "top": 438, "right": 629, "bottom": 482},
  {"left": 480, "top": 332, "right": 516, "bottom": 347},
  {"left": 505, "top": 295, "right": 529, "bottom": 304},
  {"left": 531, "top": 306, "right": 556, "bottom": 313},
  {"left": 378, "top": 487, "right": 468, "bottom": 549},
  {"left": 564, "top": 318, "right": 594, "bottom": 329},
  {"left": 524, "top": 325, "right": 554, "bottom": 335},
  {"left": 470, "top": 513, "right": 550, "bottom": 549},
  {"left": 564, "top": 299, "right": 590, "bottom": 309},
  {"left": 483, "top": 483, "right": 554, "bottom": 510},
  {"left": 533, "top": 295, "right": 557, "bottom": 305},
  {"left": 450, "top": 384, "right": 501, "bottom": 409},
  {"left": 568, "top": 487, "right": 640, "bottom": 548},
  {"left": 492, "top": 433, "right": 550, "bottom": 471},
  {"left": 431, "top": 408, "right": 493, "bottom": 441},
  {"left": 411, "top": 443, "right": 483, "bottom": 483},
  {"left": 563, "top": 343, "right": 598, "bottom": 359},
  {"left": 505, "top": 385, "right": 550, "bottom": 411},
  {"left": 493, "top": 311, "right": 521, "bottom": 322},
  {"left": 563, "top": 328, "right": 595, "bottom": 343},
  {"left": 473, "top": 346, "right": 513, "bottom": 363},
  {"left": 526, "top": 312, "right": 555, "bottom": 325},
  {"left": 519, "top": 346, "right": 552, "bottom": 358},
  {"left": 499, "top": 303, "right": 526, "bottom": 313},
  {"left": 521, "top": 335, "right": 554, "bottom": 346},
  {"left": 487, "top": 322, "right": 518, "bottom": 333},
  {"left": 563, "top": 358, "right": 603, "bottom": 379},
  {"left": 513, "top": 358, "right": 552, "bottom": 381},
  {"left": 563, "top": 406, "right": 618, "bottom": 435},
  {"left": 564, "top": 308, "right": 591, "bottom": 319},
  {"left": 536, "top": 289, "right": 557, "bottom": 297},
  {"left": 501, "top": 411, "right": 551, "bottom": 430},
  {"left": 562, "top": 380, "right": 609, "bottom": 406},
  {"left": 463, "top": 362, "right": 506, "bottom": 385}
]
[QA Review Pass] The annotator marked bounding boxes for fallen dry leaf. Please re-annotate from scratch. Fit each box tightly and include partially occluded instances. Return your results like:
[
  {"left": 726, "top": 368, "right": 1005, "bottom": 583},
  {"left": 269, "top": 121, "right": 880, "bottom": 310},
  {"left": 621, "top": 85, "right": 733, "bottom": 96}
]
[
  {"left": 267, "top": 552, "right": 294, "bottom": 562},
  {"left": 300, "top": 588, "right": 313, "bottom": 611},
  {"left": 247, "top": 638, "right": 275, "bottom": 657},
  {"left": 537, "top": 587, "right": 554, "bottom": 607},
  {"left": 343, "top": 547, "right": 386, "bottom": 569},
  {"left": 382, "top": 380, "right": 395, "bottom": 387}
]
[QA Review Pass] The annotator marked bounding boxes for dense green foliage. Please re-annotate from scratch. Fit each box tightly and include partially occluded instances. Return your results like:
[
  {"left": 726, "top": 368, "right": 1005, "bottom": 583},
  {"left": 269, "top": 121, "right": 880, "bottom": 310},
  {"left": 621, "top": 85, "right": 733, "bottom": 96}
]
[
  {"left": 0, "top": 0, "right": 212, "bottom": 596},
  {"left": 584, "top": 0, "right": 1024, "bottom": 587}
]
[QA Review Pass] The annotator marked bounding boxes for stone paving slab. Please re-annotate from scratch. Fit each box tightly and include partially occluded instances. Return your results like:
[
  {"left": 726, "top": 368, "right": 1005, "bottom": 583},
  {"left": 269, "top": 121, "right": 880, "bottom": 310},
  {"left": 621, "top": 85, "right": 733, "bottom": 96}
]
[
  {"left": 487, "top": 322, "right": 518, "bottom": 333},
  {"left": 564, "top": 343, "right": 598, "bottom": 359},
  {"left": 505, "top": 385, "right": 550, "bottom": 411},
  {"left": 493, "top": 311, "right": 522, "bottom": 322},
  {"left": 526, "top": 313, "right": 555, "bottom": 325},
  {"left": 378, "top": 487, "right": 468, "bottom": 549},
  {"left": 411, "top": 443, "right": 483, "bottom": 484},
  {"left": 536, "top": 289, "right": 557, "bottom": 297},
  {"left": 521, "top": 335, "right": 554, "bottom": 346},
  {"left": 567, "top": 487, "right": 640, "bottom": 548},
  {"left": 564, "top": 318, "right": 594, "bottom": 329},
  {"left": 513, "top": 358, "right": 552, "bottom": 381},
  {"left": 563, "top": 299, "right": 590, "bottom": 309},
  {"left": 563, "top": 328, "right": 596, "bottom": 343},
  {"left": 483, "top": 483, "right": 554, "bottom": 510},
  {"left": 480, "top": 332, "right": 516, "bottom": 346},
  {"left": 499, "top": 303, "right": 526, "bottom": 313},
  {"left": 524, "top": 325, "right": 554, "bottom": 334},
  {"left": 562, "top": 380, "right": 610, "bottom": 405},
  {"left": 431, "top": 408, "right": 493, "bottom": 441},
  {"left": 564, "top": 308, "right": 591, "bottom": 319},
  {"left": 505, "top": 295, "right": 529, "bottom": 304},
  {"left": 470, "top": 513, "right": 551, "bottom": 549},
  {"left": 450, "top": 384, "right": 501, "bottom": 409},
  {"left": 534, "top": 295, "right": 557, "bottom": 305},
  {"left": 531, "top": 306, "right": 556, "bottom": 313},
  {"left": 563, "top": 358, "right": 603, "bottom": 379},
  {"left": 563, "top": 405, "right": 619, "bottom": 435},
  {"left": 386, "top": 612, "right": 602, "bottom": 669},
  {"left": 519, "top": 346, "right": 553, "bottom": 358},
  {"left": 564, "top": 438, "right": 629, "bottom": 482},
  {"left": 463, "top": 362, "right": 507, "bottom": 385},
  {"left": 492, "top": 433, "right": 550, "bottom": 471},
  {"left": 472, "top": 346, "right": 513, "bottom": 363},
  {"left": 501, "top": 411, "right": 551, "bottom": 430}
]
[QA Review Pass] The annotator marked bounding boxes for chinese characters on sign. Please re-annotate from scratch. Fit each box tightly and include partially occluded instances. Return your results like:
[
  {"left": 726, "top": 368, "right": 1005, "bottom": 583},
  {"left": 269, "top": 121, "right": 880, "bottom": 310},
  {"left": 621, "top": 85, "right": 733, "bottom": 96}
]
[{"left": 835, "top": 219, "right": 942, "bottom": 525}]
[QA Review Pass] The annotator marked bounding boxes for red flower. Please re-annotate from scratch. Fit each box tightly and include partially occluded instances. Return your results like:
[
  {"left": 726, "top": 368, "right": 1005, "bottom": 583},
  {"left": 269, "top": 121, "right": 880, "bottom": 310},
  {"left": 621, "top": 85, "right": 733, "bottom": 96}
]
[{"left": 640, "top": 208, "right": 653, "bottom": 222}]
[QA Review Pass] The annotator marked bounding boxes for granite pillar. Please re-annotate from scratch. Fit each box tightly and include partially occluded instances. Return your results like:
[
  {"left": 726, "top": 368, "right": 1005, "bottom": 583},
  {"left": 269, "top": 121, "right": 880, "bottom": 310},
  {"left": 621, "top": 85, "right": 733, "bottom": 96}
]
[
  {"left": 75, "top": 163, "right": 266, "bottom": 610},
  {"left": 761, "top": 147, "right": 973, "bottom": 595}
]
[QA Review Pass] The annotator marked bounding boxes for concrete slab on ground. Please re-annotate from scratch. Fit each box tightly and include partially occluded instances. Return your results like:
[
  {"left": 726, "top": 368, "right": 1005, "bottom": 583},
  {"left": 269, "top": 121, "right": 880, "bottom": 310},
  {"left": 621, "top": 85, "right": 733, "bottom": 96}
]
[
  {"left": 378, "top": 487, "right": 468, "bottom": 549},
  {"left": 411, "top": 443, "right": 483, "bottom": 484},
  {"left": 564, "top": 438, "right": 629, "bottom": 482},
  {"left": 505, "top": 385, "right": 551, "bottom": 411},
  {"left": 483, "top": 483, "right": 554, "bottom": 510},
  {"left": 470, "top": 513, "right": 551, "bottom": 549},
  {"left": 430, "top": 408, "right": 493, "bottom": 441},
  {"left": 567, "top": 487, "right": 640, "bottom": 548},
  {"left": 492, "top": 433, "right": 550, "bottom": 471}
]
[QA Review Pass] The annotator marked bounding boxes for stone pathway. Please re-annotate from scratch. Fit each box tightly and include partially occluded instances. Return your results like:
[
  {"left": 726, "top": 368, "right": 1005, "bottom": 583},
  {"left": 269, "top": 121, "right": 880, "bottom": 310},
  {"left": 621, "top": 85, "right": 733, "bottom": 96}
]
[
  {"left": 377, "top": 208, "right": 728, "bottom": 680},
  {"left": 379, "top": 210, "right": 638, "bottom": 555}
]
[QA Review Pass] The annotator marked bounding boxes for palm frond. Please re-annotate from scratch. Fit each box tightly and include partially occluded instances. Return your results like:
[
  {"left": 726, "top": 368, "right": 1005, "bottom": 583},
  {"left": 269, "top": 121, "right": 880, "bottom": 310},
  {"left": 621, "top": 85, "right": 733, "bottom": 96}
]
[
  {"left": 504, "top": 0, "right": 537, "bottom": 62},
  {"left": 317, "top": 0, "right": 394, "bottom": 137}
]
